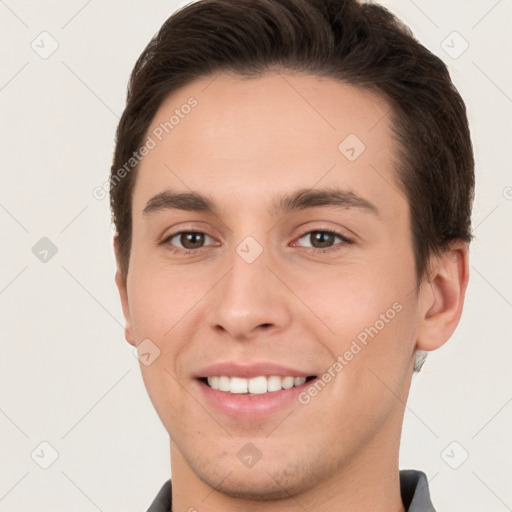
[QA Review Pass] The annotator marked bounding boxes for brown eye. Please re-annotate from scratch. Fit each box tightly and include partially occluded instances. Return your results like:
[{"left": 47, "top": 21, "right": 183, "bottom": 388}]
[
  {"left": 179, "top": 232, "right": 205, "bottom": 249},
  {"left": 296, "top": 230, "right": 347, "bottom": 250},
  {"left": 164, "top": 231, "right": 215, "bottom": 251},
  {"left": 310, "top": 231, "right": 336, "bottom": 248}
]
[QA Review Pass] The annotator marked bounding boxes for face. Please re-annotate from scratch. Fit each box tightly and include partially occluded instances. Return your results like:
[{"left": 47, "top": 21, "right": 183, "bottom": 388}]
[{"left": 116, "top": 71, "right": 425, "bottom": 499}]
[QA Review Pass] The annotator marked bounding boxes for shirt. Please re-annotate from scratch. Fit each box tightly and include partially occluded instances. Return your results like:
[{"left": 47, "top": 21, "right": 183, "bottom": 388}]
[{"left": 145, "top": 469, "right": 436, "bottom": 511}]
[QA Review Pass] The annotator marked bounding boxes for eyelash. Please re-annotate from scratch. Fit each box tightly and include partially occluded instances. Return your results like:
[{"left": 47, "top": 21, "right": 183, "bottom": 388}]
[{"left": 160, "top": 228, "right": 353, "bottom": 255}]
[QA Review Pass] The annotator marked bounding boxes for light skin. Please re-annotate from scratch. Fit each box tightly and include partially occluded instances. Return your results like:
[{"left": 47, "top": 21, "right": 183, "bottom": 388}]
[{"left": 114, "top": 71, "right": 469, "bottom": 512}]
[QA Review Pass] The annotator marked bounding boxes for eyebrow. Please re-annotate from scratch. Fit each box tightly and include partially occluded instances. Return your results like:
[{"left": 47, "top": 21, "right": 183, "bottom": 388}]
[{"left": 142, "top": 187, "right": 379, "bottom": 218}]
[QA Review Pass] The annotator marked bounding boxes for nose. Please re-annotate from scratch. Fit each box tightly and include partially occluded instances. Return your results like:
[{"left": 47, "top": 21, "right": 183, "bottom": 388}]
[{"left": 206, "top": 245, "right": 293, "bottom": 341}]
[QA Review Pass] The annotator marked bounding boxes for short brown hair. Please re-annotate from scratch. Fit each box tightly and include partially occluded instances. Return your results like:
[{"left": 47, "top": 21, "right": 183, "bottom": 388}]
[{"left": 110, "top": 0, "right": 474, "bottom": 282}]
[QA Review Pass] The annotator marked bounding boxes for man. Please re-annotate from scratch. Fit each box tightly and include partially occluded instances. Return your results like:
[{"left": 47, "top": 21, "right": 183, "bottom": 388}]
[{"left": 109, "top": 0, "right": 474, "bottom": 510}]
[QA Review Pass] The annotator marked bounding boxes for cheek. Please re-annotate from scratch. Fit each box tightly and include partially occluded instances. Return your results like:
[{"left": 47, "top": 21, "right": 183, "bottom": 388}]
[
  {"left": 296, "top": 269, "right": 418, "bottom": 427},
  {"left": 293, "top": 265, "right": 399, "bottom": 336},
  {"left": 126, "top": 262, "right": 211, "bottom": 403},
  {"left": 295, "top": 257, "right": 418, "bottom": 372},
  {"left": 126, "top": 264, "right": 192, "bottom": 430},
  {"left": 127, "top": 260, "right": 204, "bottom": 341}
]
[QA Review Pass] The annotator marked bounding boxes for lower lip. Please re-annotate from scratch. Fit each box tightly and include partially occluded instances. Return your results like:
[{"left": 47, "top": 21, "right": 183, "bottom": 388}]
[{"left": 195, "top": 379, "right": 316, "bottom": 420}]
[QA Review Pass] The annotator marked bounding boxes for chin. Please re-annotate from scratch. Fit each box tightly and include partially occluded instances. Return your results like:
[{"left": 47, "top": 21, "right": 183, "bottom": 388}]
[
  {"left": 205, "top": 472, "right": 310, "bottom": 501},
  {"left": 190, "top": 454, "right": 324, "bottom": 501},
  {"left": 216, "top": 482, "right": 299, "bottom": 501}
]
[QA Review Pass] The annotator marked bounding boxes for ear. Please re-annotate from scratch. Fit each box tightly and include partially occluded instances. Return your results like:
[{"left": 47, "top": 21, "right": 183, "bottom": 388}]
[
  {"left": 416, "top": 241, "right": 470, "bottom": 351},
  {"left": 113, "top": 234, "right": 136, "bottom": 347}
]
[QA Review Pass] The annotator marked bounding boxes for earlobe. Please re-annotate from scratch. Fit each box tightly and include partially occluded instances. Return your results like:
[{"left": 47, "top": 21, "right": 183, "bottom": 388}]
[
  {"left": 113, "top": 235, "right": 136, "bottom": 347},
  {"left": 416, "top": 242, "right": 470, "bottom": 352}
]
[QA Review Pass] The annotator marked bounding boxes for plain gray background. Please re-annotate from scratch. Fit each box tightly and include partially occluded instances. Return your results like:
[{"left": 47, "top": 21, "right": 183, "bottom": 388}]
[{"left": 0, "top": 0, "right": 511, "bottom": 510}]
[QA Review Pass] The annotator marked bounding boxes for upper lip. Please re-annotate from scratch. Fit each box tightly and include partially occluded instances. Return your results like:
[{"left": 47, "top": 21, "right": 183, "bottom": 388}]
[{"left": 193, "top": 362, "right": 316, "bottom": 379}]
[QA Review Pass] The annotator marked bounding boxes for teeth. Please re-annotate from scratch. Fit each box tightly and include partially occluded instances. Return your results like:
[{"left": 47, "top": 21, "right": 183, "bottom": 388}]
[
  {"left": 267, "top": 375, "right": 282, "bottom": 392},
  {"left": 206, "top": 375, "right": 308, "bottom": 394},
  {"left": 230, "top": 377, "right": 248, "bottom": 394},
  {"left": 218, "top": 376, "right": 230, "bottom": 392},
  {"left": 208, "top": 376, "right": 219, "bottom": 390},
  {"left": 248, "top": 376, "right": 267, "bottom": 394},
  {"left": 282, "top": 376, "right": 294, "bottom": 389}
]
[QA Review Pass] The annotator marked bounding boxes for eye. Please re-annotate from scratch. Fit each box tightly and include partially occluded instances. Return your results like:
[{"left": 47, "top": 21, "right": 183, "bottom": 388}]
[
  {"left": 295, "top": 229, "right": 352, "bottom": 250},
  {"left": 163, "top": 231, "right": 216, "bottom": 252},
  {"left": 160, "top": 228, "right": 352, "bottom": 255}
]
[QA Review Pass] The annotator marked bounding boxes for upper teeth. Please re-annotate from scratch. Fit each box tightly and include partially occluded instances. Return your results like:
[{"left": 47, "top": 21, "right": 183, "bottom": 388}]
[{"left": 206, "top": 375, "right": 307, "bottom": 394}]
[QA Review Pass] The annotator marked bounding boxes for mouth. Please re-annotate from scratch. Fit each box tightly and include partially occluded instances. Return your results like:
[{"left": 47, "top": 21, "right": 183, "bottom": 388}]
[
  {"left": 193, "top": 362, "right": 320, "bottom": 419},
  {"left": 198, "top": 375, "right": 317, "bottom": 396}
]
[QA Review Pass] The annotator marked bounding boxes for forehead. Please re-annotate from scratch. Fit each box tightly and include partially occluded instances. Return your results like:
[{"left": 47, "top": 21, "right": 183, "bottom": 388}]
[{"left": 133, "top": 71, "right": 405, "bottom": 216}]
